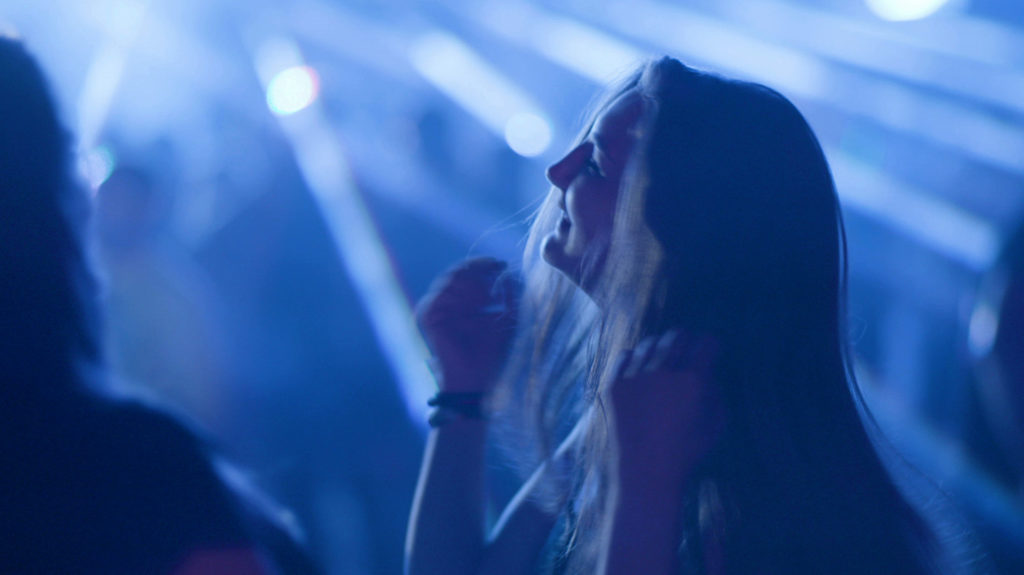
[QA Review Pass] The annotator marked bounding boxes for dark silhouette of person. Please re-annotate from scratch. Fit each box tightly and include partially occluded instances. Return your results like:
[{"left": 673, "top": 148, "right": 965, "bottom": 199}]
[
  {"left": 972, "top": 224, "right": 1024, "bottom": 495},
  {"left": 967, "top": 222, "right": 1024, "bottom": 572},
  {"left": 95, "top": 163, "right": 233, "bottom": 435},
  {"left": 0, "top": 35, "right": 316, "bottom": 575}
]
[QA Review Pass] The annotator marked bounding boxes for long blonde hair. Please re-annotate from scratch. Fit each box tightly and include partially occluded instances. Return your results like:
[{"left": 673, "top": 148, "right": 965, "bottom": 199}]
[{"left": 497, "top": 57, "right": 940, "bottom": 574}]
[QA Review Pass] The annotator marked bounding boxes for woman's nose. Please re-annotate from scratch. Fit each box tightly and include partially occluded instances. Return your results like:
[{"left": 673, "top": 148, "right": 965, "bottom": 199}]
[{"left": 546, "top": 155, "right": 571, "bottom": 191}]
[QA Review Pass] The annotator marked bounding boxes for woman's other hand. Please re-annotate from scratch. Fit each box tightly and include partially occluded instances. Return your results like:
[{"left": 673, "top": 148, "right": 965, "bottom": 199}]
[
  {"left": 605, "top": 330, "right": 725, "bottom": 487},
  {"left": 416, "top": 257, "right": 520, "bottom": 394}
]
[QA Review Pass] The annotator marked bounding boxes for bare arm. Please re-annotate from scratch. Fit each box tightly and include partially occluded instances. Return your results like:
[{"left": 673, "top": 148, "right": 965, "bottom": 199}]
[
  {"left": 405, "top": 258, "right": 533, "bottom": 575},
  {"left": 478, "top": 413, "right": 589, "bottom": 574},
  {"left": 405, "top": 419, "right": 490, "bottom": 575},
  {"left": 406, "top": 401, "right": 587, "bottom": 575}
]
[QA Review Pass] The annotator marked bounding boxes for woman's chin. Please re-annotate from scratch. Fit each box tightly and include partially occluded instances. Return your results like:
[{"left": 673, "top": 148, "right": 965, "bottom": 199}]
[
  {"left": 541, "top": 234, "right": 562, "bottom": 266},
  {"left": 542, "top": 235, "right": 574, "bottom": 275}
]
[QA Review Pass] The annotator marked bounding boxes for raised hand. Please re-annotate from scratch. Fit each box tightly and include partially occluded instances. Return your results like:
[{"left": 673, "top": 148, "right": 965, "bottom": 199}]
[
  {"left": 416, "top": 257, "right": 520, "bottom": 394},
  {"left": 605, "top": 330, "right": 725, "bottom": 487}
]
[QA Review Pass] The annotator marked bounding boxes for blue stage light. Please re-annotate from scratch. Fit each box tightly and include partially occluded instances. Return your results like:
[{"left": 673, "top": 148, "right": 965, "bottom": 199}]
[
  {"left": 266, "top": 65, "right": 320, "bottom": 116},
  {"left": 865, "top": 0, "right": 953, "bottom": 21},
  {"left": 504, "top": 111, "right": 551, "bottom": 157}
]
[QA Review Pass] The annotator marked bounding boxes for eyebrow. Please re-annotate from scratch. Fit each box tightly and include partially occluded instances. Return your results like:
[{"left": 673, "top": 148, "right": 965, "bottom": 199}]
[{"left": 590, "top": 133, "right": 618, "bottom": 166}]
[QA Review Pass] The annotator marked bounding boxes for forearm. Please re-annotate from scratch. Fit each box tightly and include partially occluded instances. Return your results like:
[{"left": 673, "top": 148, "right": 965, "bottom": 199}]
[
  {"left": 598, "top": 473, "right": 688, "bottom": 575},
  {"left": 405, "top": 418, "right": 489, "bottom": 575}
]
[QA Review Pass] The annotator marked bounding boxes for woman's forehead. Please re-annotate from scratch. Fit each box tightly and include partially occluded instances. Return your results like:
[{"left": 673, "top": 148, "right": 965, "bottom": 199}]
[{"left": 591, "top": 89, "right": 644, "bottom": 162}]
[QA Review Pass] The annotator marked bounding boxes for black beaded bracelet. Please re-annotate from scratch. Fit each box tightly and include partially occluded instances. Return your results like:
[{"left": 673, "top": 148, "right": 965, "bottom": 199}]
[
  {"left": 427, "top": 392, "right": 485, "bottom": 408},
  {"left": 427, "top": 392, "right": 487, "bottom": 427}
]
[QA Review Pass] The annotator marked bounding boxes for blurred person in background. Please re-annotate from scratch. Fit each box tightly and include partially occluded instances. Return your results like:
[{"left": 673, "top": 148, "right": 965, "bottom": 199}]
[
  {"left": 95, "top": 163, "right": 233, "bottom": 435},
  {"left": 0, "top": 35, "right": 317, "bottom": 575},
  {"left": 967, "top": 222, "right": 1024, "bottom": 571},
  {"left": 406, "top": 57, "right": 966, "bottom": 575},
  {"left": 971, "top": 223, "right": 1024, "bottom": 495}
]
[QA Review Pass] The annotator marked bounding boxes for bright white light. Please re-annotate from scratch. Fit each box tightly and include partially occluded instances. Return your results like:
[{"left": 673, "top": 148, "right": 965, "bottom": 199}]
[
  {"left": 969, "top": 301, "right": 999, "bottom": 357},
  {"left": 504, "top": 112, "right": 552, "bottom": 157},
  {"left": 865, "top": 0, "right": 951, "bottom": 21},
  {"left": 475, "top": 1, "right": 644, "bottom": 84},
  {"left": 829, "top": 152, "right": 998, "bottom": 271},
  {"left": 266, "top": 65, "right": 320, "bottom": 116},
  {"left": 79, "top": 145, "right": 117, "bottom": 193},
  {"left": 0, "top": 21, "right": 21, "bottom": 39},
  {"left": 76, "top": 0, "right": 150, "bottom": 151},
  {"left": 410, "top": 31, "right": 552, "bottom": 156},
  {"left": 258, "top": 37, "right": 436, "bottom": 431}
]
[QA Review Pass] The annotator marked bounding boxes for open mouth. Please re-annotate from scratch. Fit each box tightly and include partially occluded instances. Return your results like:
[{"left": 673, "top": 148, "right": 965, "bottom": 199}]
[{"left": 558, "top": 212, "right": 571, "bottom": 233}]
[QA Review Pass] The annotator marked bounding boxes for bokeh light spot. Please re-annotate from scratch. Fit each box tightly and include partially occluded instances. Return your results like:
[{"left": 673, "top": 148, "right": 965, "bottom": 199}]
[
  {"left": 969, "top": 301, "right": 999, "bottom": 358},
  {"left": 266, "top": 65, "right": 320, "bottom": 116},
  {"left": 504, "top": 112, "right": 552, "bottom": 157},
  {"left": 80, "top": 145, "right": 118, "bottom": 193},
  {"left": 0, "top": 21, "right": 21, "bottom": 39},
  {"left": 865, "top": 0, "right": 953, "bottom": 21}
]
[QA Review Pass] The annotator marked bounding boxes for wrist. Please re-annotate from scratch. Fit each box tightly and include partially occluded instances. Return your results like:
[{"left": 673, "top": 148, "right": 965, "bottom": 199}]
[
  {"left": 428, "top": 358, "right": 500, "bottom": 394},
  {"left": 427, "top": 391, "right": 489, "bottom": 428}
]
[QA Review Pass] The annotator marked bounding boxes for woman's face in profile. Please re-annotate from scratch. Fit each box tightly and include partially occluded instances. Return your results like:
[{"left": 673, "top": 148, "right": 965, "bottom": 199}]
[{"left": 542, "top": 89, "right": 644, "bottom": 294}]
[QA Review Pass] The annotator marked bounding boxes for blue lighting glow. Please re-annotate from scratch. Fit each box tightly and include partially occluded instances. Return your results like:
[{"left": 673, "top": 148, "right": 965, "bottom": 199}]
[
  {"left": 865, "top": 0, "right": 953, "bottom": 21},
  {"left": 410, "top": 30, "right": 552, "bottom": 158},
  {"left": 969, "top": 301, "right": 999, "bottom": 358},
  {"left": 80, "top": 145, "right": 118, "bottom": 193},
  {"left": 266, "top": 65, "right": 320, "bottom": 116},
  {"left": 504, "top": 111, "right": 551, "bottom": 157},
  {"left": 0, "top": 21, "right": 20, "bottom": 39}
]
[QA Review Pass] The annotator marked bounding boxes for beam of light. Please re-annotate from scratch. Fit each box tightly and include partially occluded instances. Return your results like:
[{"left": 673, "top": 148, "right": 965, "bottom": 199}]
[
  {"left": 712, "top": 0, "right": 1012, "bottom": 69},
  {"left": 580, "top": 0, "right": 1024, "bottom": 174},
  {"left": 254, "top": 37, "right": 435, "bottom": 431},
  {"left": 863, "top": 10, "right": 1024, "bottom": 69},
  {"left": 474, "top": 1, "right": 646, "bottom": 84},
  {"left": 79, "top": 145, "right": 118, "bottom": 193},
  {"left": 711, "top": 0, "right": 1024, "bottom": 119},
  {"left": 0, "top": 21, "right": 20, "bottom": 39},
  {"left": 968, "top": 300, "right": 999, "bottom": 358},
  {"left": 76, "top": 0, "right": 150, "bottom": 152},
  {"left": 504, "top": 111, "right": 551, "bottom": 157},
  {"left": 266, "top": 65, "right": 320, "bottom": 116},
  {"left": 859, "top": 369, "right": 1024, "bottom": 545},
  {"left": 865, "top": 0, "right": 954, "bottom": 21},
  {"left": 409, "top": 30, "right": 553, "bottom": 158},
  {"left": 267, "top": 2, "right": 522, "bottom": 253},
  {"left": 287, "top": 0, "right": 417, "bottom": 82},
  {"left": 828, "top": 152, "right": 999, "bottom": 271},
  {"left": 466, "top": 0, "right": 998, "bottom": 270}
]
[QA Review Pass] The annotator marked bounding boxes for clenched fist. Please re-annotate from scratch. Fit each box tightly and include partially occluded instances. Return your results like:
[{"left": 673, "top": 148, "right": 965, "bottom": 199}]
[{"left": 416, "top": 257, "right": 520, "bottom": 394}]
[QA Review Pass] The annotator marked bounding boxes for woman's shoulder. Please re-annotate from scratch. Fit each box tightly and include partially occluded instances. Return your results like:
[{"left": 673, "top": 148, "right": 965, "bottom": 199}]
[
  {"left": 89, "top": 396, "right": 245, "bottom": 525},
  {"left": 1, "top": 392, "right": 252, "bottom": 573},
  {"left": 93, "top": 396, "right": 208, "bottom": 454}
]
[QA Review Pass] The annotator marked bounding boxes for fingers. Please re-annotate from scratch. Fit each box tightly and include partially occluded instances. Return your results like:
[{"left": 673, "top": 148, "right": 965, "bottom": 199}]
[
  {"left": 650, "top": 330, "right": 685, "bottom": 369},
  {"left": 490, "top": 271, "right": 522, "bottom": 330},
  {"left": 493, "top": 270, "right": 522, "bottom": 312},
  {"left": 622, "top": 337, "right": 657, "bottom": 379},
  {"left": 417, "top": 258, "right": 510, "bottom": 322},
  {"left": 435, "top": 258, "right": 507, "bottom": 301}
]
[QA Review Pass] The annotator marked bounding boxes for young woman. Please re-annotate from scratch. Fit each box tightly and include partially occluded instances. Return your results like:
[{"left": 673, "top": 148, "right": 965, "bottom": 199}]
[{"left": 406, "top": 57, "right": 946, "bottom": 575}]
